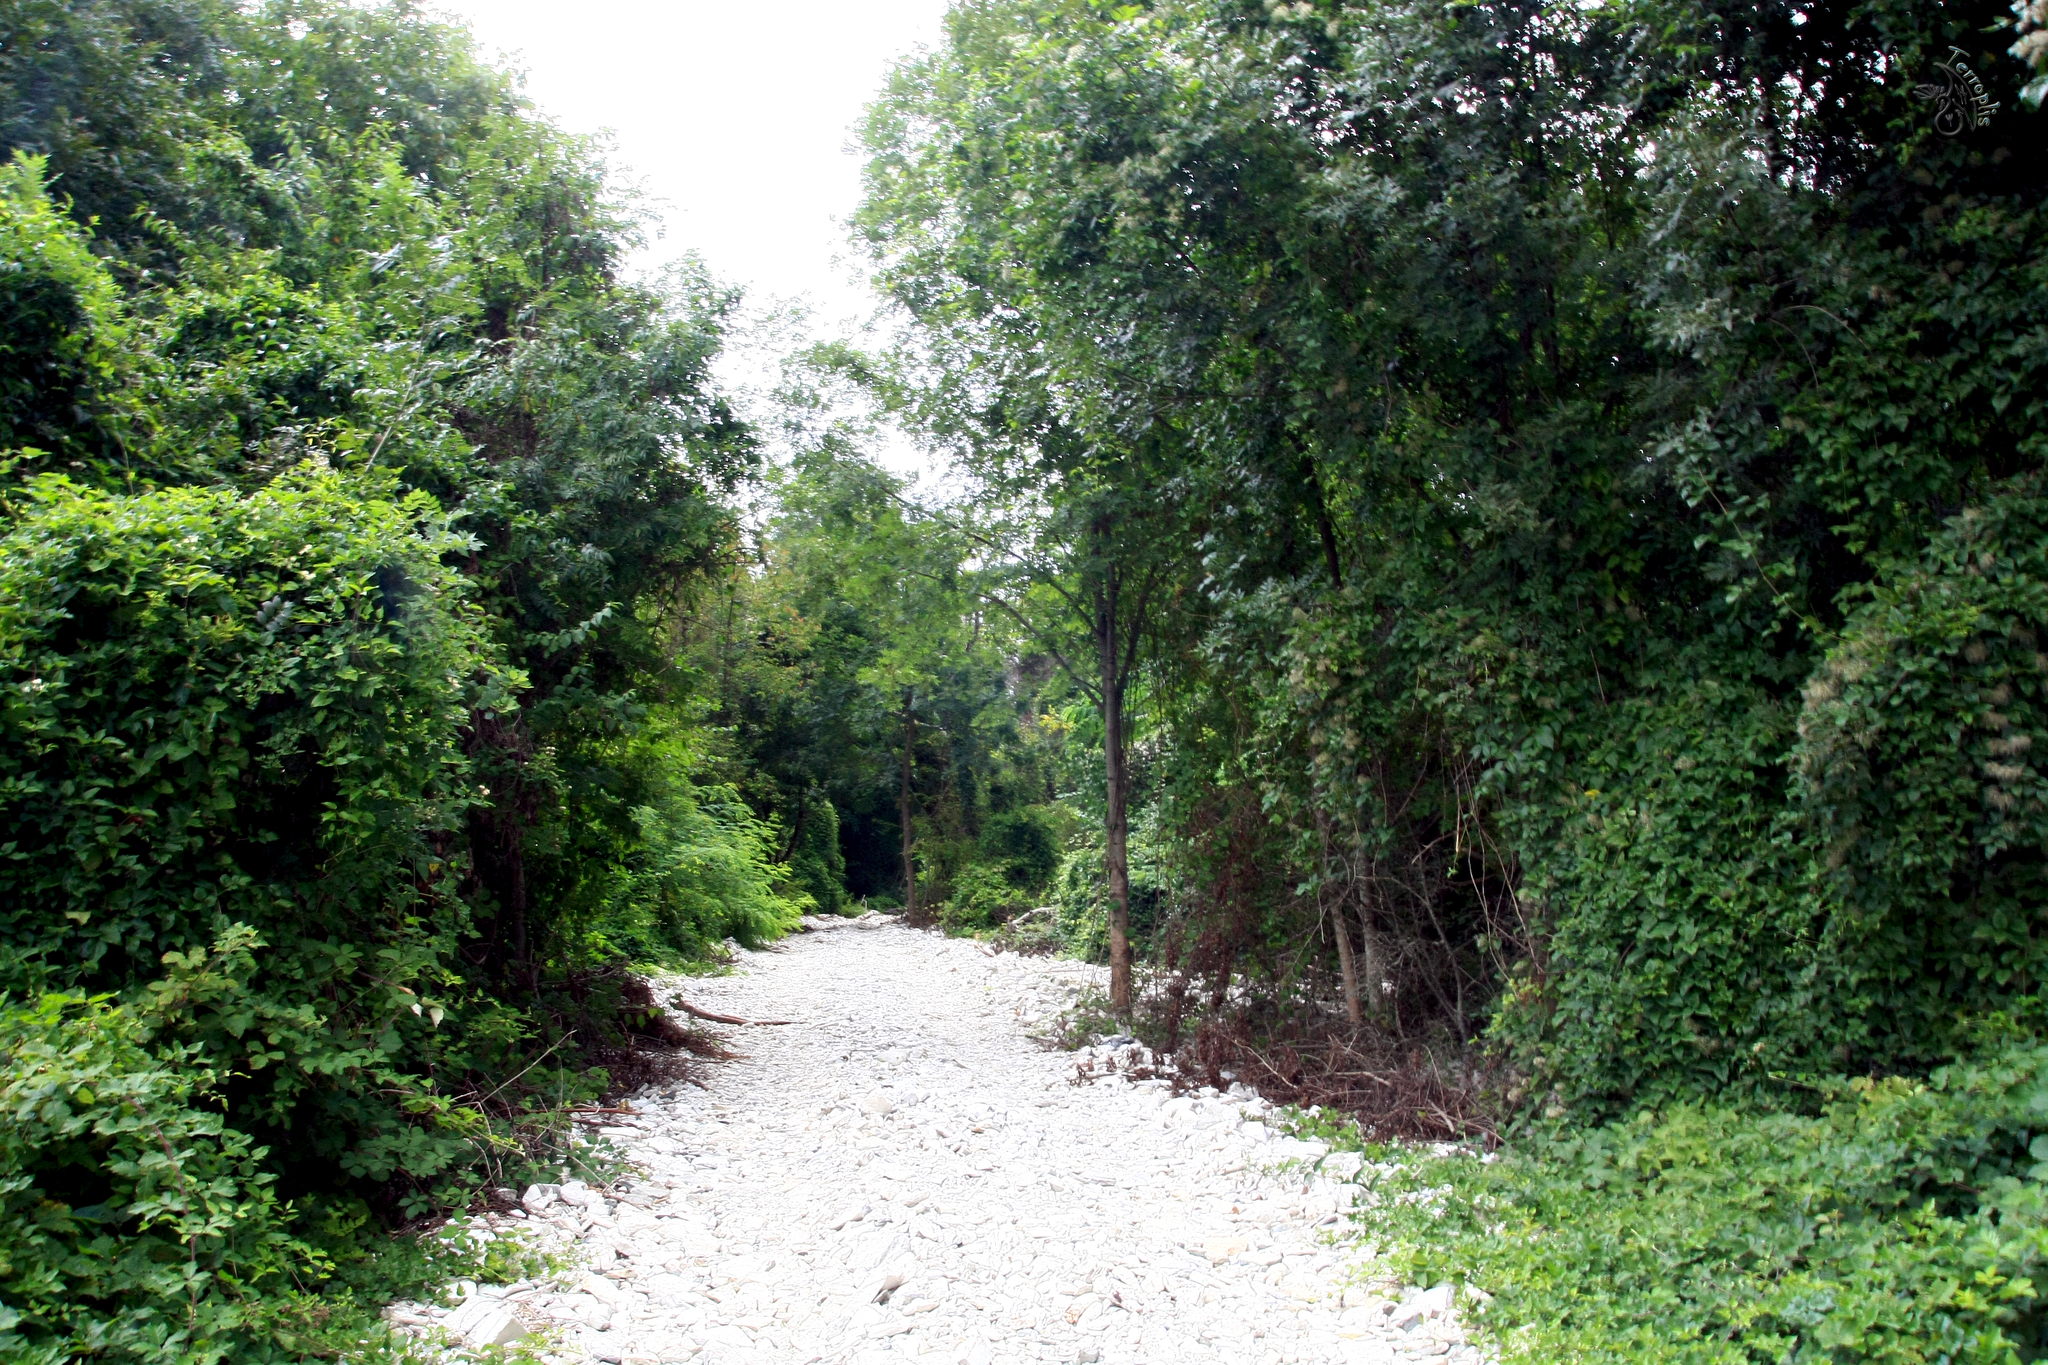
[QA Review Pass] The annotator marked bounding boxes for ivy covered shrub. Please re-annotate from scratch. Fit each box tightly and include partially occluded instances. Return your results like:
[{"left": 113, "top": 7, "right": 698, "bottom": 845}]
[
  {"left": 934, "top": 811, "right": 1065, "bottom": 932},
  {"left": 939, "top": 863, "right": 1022, "bottom": 932},
  {"left": 1494, "top": 669, "right": 1831, "bottom": 1110},
  {"left": 0, "top": 466, "right": 525, "bottom": 1196},
  {"left": 784, "top": 791, "right": 847, "bottom": 917},
  {"left": 1380, "top": 1035, "right": 2048, "bottom": 1363},
  {"left": 980, "top": 806, "right": 1062, "bottom": 894},
  {"left": 0, "top": 153, "right": 141, "bottom": 479},
  {"left": 1797, "top": 484, "right": 2048, "bottom": 1068},
  {"left": 1504, "top": 484, "right": 2048, "bottom": 1109}
]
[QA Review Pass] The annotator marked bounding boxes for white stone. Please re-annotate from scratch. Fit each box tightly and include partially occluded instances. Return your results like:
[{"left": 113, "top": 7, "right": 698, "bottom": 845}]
[
  {"left": 1203, "top": 1236, "right": 1251, "bottom": 1264},
  {"left": 856, "top": 1232, "right": 912, "bottom": 1272},
  {"left": 579, "top": 1271, "right": 626, "bottom": 1306},
  {"left": 445, "top": 1298, "right": 528, "bottom": 1348},
  {"left": 1324, "top": 1151, "right": 1366, "bottom": 1180}
]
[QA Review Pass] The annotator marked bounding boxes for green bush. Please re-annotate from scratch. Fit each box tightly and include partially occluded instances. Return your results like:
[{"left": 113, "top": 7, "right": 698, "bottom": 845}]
[
  {"left": 979, "top": 807, "right": 1062, "bottom": 893},
  {"left": 1502, "top": 487, "right": 2048, "bottom": 1111},
  {"left": 575, "top": 720, "right": 809, "bottom": 958},
  {"left": 0, "top": 153, "right": 147, "bottom": 480},
  {"left": 0, "top": 4, "right": 772, "bottom": 1355},
  {"left": 1049, "top": 813, "right": 1165, "bottom": 963},
  {"left": 1796, "top": 486, "right": 2048, "bottom": 1068},
  {"left": 617, "top": 781, "right": 808, "bottom": 954},
  {"left": 0, "top": 467, "right": 532, "bottom": 1198},
  {"left": 784, "top": 791, "right": 848, "bottom": 916},
  {"left": 1491, "top": 670, "right": 1829, "bottom": 1108},
  {"left": 0, "top": 977, "right": 551, "bottom": 1365},
  {"left": 1375, "top": 1037, "right": 2048, "bottom": 1363},
  {"left": 940, "top": 862, "right": 1026, "bottom": 932},
  {"left": 0, "top": 990, "right": 305, "bottom": 1365},
  {"left": 1052, "top": 846, "right": 1109, "bottom": 962}
]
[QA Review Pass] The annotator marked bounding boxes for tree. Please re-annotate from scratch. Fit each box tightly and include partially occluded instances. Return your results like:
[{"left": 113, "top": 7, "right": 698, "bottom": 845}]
[
  {"left": 751, "top": 436, "right": 982, "bottom": 916},
  {"left": 856, "top": 14, "right": 1200, "bottom": 1011},
  {"left": 860, "top": 0, "right": 2048, "bottom": 1097},
  {"left": 943, "top": 445, "right": 1170, "bottom": 1012},
  {"left": 0, "top": 3, "right": 779, "bottom": 1321}
]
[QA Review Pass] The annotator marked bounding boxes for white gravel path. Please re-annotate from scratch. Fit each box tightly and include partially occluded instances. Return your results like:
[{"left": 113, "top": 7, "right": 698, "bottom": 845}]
[{"left": 416, "top": 914, "right": 1478, "bottom": 1365}]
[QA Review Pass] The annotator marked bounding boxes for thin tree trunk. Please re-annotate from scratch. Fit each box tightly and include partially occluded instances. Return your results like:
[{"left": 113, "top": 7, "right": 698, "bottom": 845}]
[
  {"left": 780, "top": 786, "right": 807, "bottom": 863},
  {"left": 1351, "top": 854, "right": 1389, "bottom": 1027},
  {"left": 1356, "top": 902, "right": 1383, "bottom": 1024},
  {"left": 1305, "top": 460, "right": 1343, "bottom": 589},
  {"left": 1311, "top": 457, "right": 1356, "bottom": 1021},
  {"left": 1316, "top": 813, "right": 1362, "bottom": 1026},
  {"left": 900, "top": 687, "right": 917, "bottom": 920},
  {"left": 717, "top": 577, "right": 739, "bottom": 722},
  {"left": 1100, "top": 570, "right": 1133, "bottom": 1015},
  {"left": 1331, "top": 898, "right": 1363, "bottom": 1026},
  {"left": 465, "top": 709, "right": 534, "bottom": 984}
]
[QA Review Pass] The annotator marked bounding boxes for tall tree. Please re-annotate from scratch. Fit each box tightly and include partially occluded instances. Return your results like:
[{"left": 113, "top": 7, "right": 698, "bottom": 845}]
[
  {"left": 857, "top": 18, "right": 1202, "bottom": 1010},
  {"left": 947, "top": 446, "right": 1171, "bottom": 1012}
]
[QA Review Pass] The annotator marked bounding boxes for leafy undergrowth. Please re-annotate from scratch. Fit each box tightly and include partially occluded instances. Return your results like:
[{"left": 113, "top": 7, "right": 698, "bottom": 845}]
[
  {"left": 1345, "top": 1041, "right": 2048, "bottom": 1363},
  {"left": 261, "top": 1209, "right": 556, "bottom": 1364},
  {"left": 0, "top": 991, "right": 572, "bottom": 1364},
  {"left": 973, "top": 907, "right": 1064, "bottom": 956}
]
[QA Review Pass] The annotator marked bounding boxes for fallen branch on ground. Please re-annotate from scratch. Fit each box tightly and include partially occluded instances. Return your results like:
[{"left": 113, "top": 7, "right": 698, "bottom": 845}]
[{"left": 669, "top": 997, "right": 796, "bottom": 1026}]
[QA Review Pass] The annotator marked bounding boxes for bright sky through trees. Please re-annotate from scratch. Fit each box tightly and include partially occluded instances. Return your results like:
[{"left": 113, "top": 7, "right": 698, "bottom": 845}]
[
  {"left": 428, "top": 0, "right": 947, "bottom": 480},
  {"left": 431, "top": 1, "right": 947, "bottom": 328}
]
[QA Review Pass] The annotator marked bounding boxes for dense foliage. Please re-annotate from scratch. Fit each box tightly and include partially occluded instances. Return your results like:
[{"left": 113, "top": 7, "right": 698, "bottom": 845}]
[
  {"left": 857, "top": 0, "right": 2048, "bottom": 1098},
  {"left": 1366, "top": 1036, "right": 2048, "bottom": 1360},
  {"left": 707, "top": 413, "right": 1076, "bottom": 931}
]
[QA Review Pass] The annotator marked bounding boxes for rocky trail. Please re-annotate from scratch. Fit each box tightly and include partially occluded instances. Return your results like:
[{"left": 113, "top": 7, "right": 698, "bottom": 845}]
[{"left": 399, "top": 915, "right": 1480, "bottom": 1365}]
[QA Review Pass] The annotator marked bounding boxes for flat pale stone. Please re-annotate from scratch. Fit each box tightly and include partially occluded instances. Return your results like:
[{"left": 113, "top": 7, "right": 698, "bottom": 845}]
[
  {"left": 580, "top": 1272, "right": 627, "bottom": 1306},
  {"left": 445, "top": 1298, "right": 528, "bottom": 1347},
  {"left": 1203, "top": 1236, "right": 1251, "bottom": 1264}
]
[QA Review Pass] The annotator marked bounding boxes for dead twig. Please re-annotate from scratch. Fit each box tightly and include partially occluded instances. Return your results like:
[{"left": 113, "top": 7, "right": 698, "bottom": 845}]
[{"left": 670, "top": 996, "right": 796, "bottom": 1026}]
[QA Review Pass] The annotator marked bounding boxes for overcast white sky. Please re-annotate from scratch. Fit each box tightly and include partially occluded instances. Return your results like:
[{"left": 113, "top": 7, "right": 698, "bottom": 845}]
[{"left": 428, "top": 0, "right": 951, "bottom": 473}]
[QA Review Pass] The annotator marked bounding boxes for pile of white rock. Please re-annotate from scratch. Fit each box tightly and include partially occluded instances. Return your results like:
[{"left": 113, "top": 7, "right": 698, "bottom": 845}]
[{"left": 386, "top": 914, "right": 1486, "bottom": 1365}]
